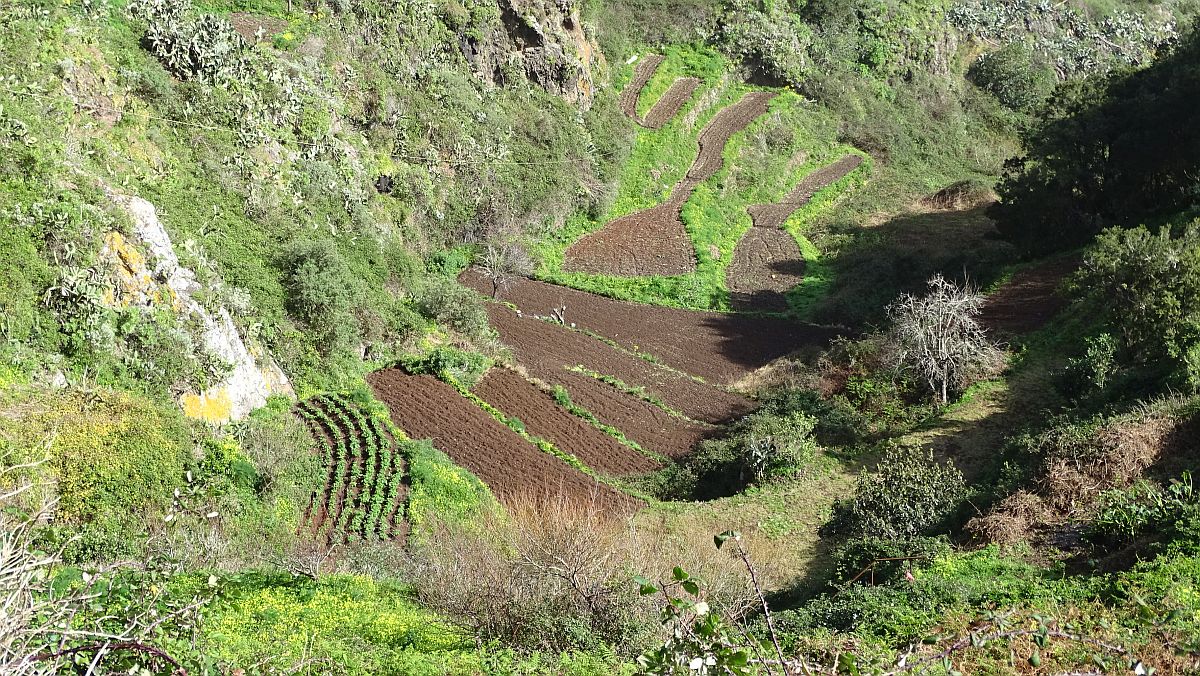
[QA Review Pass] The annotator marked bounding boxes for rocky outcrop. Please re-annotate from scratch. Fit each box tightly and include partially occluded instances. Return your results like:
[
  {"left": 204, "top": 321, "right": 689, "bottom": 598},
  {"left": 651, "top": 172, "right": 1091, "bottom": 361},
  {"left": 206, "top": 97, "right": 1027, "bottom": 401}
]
[
  {"left": 461, "top": 0, "right": 603, "bottom": 108},
  {"left": 102, "top": 195, "right": 293, "bottom": 423}
]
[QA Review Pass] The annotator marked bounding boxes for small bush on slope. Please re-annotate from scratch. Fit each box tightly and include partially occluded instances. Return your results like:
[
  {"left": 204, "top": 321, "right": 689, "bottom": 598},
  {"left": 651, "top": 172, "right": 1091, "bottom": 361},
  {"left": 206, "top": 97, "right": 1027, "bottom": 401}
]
[
  {"left": 968, "top": 41, "right": 1057, "bottom": 113},
  {"left": 821, "top": 445, "right": 967, "bottom": 542},
  {"left": 0, "top": 386, "right": 191, "bottom": 563},
  {"left": 279, "top": 239, "right": 362, "bottom": 355}
]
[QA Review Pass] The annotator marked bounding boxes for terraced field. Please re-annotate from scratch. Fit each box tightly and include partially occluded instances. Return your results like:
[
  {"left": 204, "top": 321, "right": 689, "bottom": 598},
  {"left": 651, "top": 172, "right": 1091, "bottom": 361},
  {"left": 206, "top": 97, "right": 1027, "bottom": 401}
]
[
  {"left": 368, "top": 369, "right": 641, "bottom": 513},
  {"left": 728, "top": 155, "right": 865, "bottom": 311},
  {"left": 354, "top": 62, "right": 866, "bottom": 520},
  {"left": 564, "top": 91, "right": 777, "bottom": 276},
  {"left": 461, "top": 270, "right": 836, "bottom": 384}
]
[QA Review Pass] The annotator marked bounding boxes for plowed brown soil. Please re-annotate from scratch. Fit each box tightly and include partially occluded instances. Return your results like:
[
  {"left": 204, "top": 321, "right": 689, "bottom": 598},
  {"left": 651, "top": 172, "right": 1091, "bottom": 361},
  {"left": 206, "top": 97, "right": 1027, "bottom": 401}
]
[
  {"left": 368, "top": 369, "right": 640, "bottom": 513},
  {"left": 746, "top": 155, "right": 863, "bottom": 229},
  {"left": 619, "top": 54, "right": 665, "bottom": 118},
  {"left": 484, "top": 305, "right": 715, "bottom": 458},
  {"left": 462, "top": 270, "right": 838, "bottom": 385},
  {"left": 726, "top": 155, "right": 864, "bottom": 312},
  {"left": 473, "top": 368, "right": 662, "bottom": 476},
  {"left": 727, "top": 229, "right": 806, "bottom": 312},
  {"left": 982, "top": 257, "right": 1077, "bottom": 337},
  {"left": 558, "top": 369, "right": 710, "bottom": 459},
  {"left": 642, "top": 77, "right": 701, "bottom": 129},
  {"left": 564, "top": 92, "right": 777, "bottom": 276},
  {"left": 484, "top": 303, "right": 752, "bottom": 424}
]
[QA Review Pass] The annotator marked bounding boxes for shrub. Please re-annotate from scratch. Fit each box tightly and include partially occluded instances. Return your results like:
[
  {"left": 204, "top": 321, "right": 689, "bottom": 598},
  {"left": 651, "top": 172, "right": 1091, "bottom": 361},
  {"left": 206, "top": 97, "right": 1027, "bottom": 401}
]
[
  {"left": 4, "top": 388, "right": 192, "bottom": 562},
  {"left": 400, "top": 345, "right": 490, "bottom": 388},
  {"left": 407, "top": 496, "right": 762, "bottom": 657},
  {"left": 821, "top": 445, "right": 967, "bottom": 541},
  {"left": 654, "top": 407, "right": 821, "bottom": 500},
  {"left": 1088, "top": 472, "right": 1199, "bottom": 545},
  {"left": 412, "top": 277, "right": 492, "bottom": 344},
  {"left": 279, "top": 240, "right": 360, "bottom": 354},
  {"left": 1063, "top": 332, "right": 1119, "bottom": 395},
  {"left": 831, "top": 535, "right": 953, "bottom": 585},
  {"left": 968, "top": 42, "right": 1056, "bottom": 113},
  {"left": 127, "top": 0, "right": 246, "bottom": 83},
  {"left": 1071, "top": 223, "right": 1200, "bottom": 390}
]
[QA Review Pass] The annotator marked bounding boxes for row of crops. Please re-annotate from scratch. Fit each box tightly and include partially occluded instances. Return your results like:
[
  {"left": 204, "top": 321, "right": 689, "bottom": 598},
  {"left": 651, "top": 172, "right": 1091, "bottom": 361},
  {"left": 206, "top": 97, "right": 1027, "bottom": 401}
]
[{"left": 296, "top": 394, "right": 409, "bottom": 543}]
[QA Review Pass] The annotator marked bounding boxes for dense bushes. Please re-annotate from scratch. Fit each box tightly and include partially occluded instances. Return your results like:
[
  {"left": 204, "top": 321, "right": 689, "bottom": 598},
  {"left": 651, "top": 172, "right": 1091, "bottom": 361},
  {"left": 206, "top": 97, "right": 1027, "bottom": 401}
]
[
  {"left": 1071, "top": 222, "right": 1200, "bottom": 390},
  {"left": 127, "top": 0, "right": 246, "bottom": 83},
  {"left": 279, "top": 240, "right": 361, "bottom": 354},
  {"left": 994, "top": 30, "right": 1200, "bottom": 253},
  {"left": 0, "top": 387, "right": 192, "bottom": 563},
  {"left": 412, "top": 277, "right": 493, "bottom": 345},
  {"left": 407, "top": 496, "right": 762, "bottom": 657},
  {"left": 653, "top": 401, "right": 822, "bottom": 500},
  {"left": 967, "top": 41, "right": 1056, "bottom": 113}
]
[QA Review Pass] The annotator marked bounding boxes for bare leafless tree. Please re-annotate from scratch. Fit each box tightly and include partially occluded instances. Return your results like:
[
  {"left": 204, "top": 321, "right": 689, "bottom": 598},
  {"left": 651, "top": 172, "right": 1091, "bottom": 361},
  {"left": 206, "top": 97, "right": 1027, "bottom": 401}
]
[
  {"left": 475, "top": 239, "right": 533, "bottom": 299},
  {"left": 886, "top": 275, "right": 1004, "bottom": 405}
]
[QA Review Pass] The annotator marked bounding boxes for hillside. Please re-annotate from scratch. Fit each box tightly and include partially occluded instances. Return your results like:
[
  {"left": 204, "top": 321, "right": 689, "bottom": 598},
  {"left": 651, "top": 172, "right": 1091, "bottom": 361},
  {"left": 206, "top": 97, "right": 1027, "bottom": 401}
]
[{"left": 2, "top": 0, "right": 1200, "bottom": 673}]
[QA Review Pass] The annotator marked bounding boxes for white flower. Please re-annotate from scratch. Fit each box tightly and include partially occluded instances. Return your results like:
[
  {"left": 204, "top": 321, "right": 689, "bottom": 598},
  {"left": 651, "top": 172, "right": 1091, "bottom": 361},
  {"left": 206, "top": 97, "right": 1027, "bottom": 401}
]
[
  {"left": 688, "top": 657, "right": 704, "bottom": 671},
  {"left": 693, "top": 601, "right": 710, "bottom": 616}
]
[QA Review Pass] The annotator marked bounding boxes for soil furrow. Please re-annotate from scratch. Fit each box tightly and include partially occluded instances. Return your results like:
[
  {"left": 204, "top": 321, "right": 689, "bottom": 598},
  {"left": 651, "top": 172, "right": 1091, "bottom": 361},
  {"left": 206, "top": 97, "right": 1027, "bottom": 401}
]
[
  {"left": 473, "top": 368, "right": 662, "bottom": 476},
  {"left": 484, "top": 303, "right": 753, "bottom": 424},
  {"left": 642, "top": 77, "right": 701, "bottom": 129},
  {"left": 727, "top": 228, "right": 806, "bottom": 312},
  {"left": 619, "top": 54, "right": 665, "bottom": 118},
  {"left": 367, "top": 369, "right": 641, "bottom": 514},
  {"left": 746, "top": 155, "right": 863, "bottom": 229}
]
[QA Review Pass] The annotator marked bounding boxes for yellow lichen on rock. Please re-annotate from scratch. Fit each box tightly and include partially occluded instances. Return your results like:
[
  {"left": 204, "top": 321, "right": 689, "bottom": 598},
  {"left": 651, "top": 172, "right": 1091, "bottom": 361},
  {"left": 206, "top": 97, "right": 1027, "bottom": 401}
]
[
  {"left": 180, "top": 388, "right": 235, "bottom": 424},
  {"left": 102, "top": 230, "right": 155, "bottom": 307}
]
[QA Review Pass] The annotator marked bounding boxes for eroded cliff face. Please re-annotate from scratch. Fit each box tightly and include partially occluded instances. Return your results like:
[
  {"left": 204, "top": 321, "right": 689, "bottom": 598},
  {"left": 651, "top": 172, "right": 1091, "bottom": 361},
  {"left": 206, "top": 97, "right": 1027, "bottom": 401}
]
[
  {"left": 101, "top": 195, "right": 293, "bottom": 423},
  {"left": 462, "top": 0, "right": 604, "bottom": 108}
]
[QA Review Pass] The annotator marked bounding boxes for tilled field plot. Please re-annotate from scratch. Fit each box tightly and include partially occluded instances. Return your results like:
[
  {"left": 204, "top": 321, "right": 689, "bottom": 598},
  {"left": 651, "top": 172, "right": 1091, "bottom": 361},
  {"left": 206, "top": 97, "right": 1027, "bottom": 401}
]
[
  {"left": 557, "top": 369, "right": 711, "bottom": 459},
  {"left": 727, "top": 228, "right": 806, "bottom": 312},
  {"left": 473, "top": 368, "right": 662, "bottom": 476},
  {"left": 462, "top": 271, "right": 838, "bottom": 385},
  {"left": 727, "top": 155, "right": 864, "bottom": 312},
  {"left": 642, "top": 77, "right": 700, "bottom": 129},
  {"left": 746, "top": 155, "right": 863, "bottom": 229},
  {"left": 564, "top": 92, "right": 777, "bottom": 276},
  {"left": 484, "top": 304, "right": 753, "bottom": 424},
  {"left": 619, "top": 54, "right": 666, "bottom": 118},
  {"left": 484, "top": 305, "right": 715, "bottom": 458},
  {"left": 368, "top": 369, "right": 640, "bottom": 513}
]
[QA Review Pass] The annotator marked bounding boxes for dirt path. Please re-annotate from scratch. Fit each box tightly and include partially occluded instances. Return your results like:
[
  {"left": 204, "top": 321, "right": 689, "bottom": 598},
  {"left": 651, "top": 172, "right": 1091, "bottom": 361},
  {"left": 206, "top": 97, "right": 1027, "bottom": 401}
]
[
  {"left": 474, "top": 368, "right": 662, "bottom": 476},
  {"left": 619, "top": 54, "right": 666, "bottom": 119},
  {"left": 642, "top": 77, "right": 701, "bottom": 129},
  {"left": 564, "top": 91, "right": 777, "bottom": 276},
  {"left": 368, "top": 369, "right": 640, "bottom": 513},
  {"left": 463, "top": 270, "right": 838, "bottom": 385},
  {"left": 981, "top": 257, "right": 1077, "bottom": 337},
  {"left": 725, "top": 155, "right": 863, "bottom": 312}
]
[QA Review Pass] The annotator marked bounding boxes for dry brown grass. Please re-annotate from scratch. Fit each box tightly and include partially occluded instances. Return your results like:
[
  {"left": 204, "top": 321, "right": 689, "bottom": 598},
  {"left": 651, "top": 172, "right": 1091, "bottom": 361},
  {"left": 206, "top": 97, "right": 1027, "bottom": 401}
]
[
  {"left": 404, "top": 492, "right": 765, "bottom": 655},
  {"left": 967, "top": 403, "right": 1192, "bottom": 546}
]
